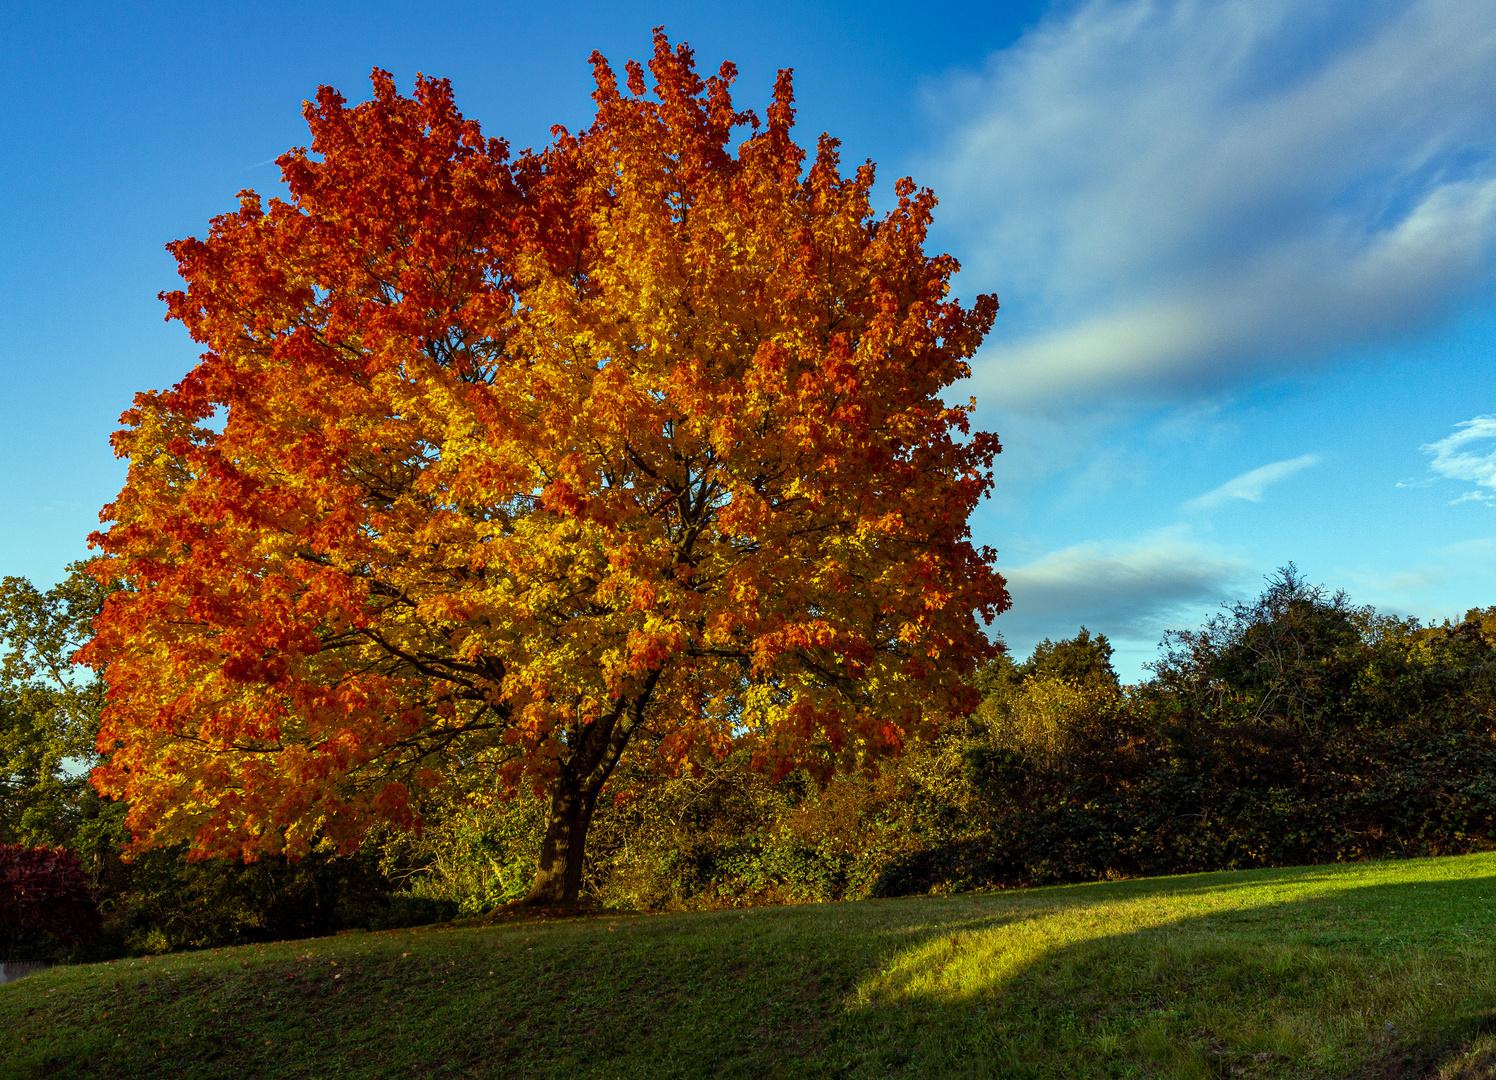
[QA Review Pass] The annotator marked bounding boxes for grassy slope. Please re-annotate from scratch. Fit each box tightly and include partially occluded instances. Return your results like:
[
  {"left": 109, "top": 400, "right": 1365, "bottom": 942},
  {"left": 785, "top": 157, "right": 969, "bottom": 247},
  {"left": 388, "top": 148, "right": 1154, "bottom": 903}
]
[{"left": 3, "top": 853, "right": 1496, "bottom": 1079}]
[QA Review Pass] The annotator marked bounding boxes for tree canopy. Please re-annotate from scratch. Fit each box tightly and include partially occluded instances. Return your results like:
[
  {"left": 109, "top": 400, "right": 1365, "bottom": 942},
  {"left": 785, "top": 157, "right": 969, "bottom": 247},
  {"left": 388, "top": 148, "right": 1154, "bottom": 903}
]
[{"left": 81, "top": 32, "right": 1007, "bottom": 902}]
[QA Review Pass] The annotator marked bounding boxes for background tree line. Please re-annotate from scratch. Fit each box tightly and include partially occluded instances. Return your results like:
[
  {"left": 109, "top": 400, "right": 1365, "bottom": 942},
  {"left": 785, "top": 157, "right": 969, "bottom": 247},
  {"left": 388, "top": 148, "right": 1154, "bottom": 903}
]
[{"left": 5, "top": 563, "right": 1494, "bottom": 959}]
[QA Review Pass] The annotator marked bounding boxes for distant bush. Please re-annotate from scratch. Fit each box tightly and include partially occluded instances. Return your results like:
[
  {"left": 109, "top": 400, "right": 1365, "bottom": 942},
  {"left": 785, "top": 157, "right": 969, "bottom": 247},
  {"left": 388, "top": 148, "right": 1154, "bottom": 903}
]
[
  {"left": 361, "top": 894, "right": 459, "bottom": 931},
  {"left": 873, "top": 569, "right": 1496, "bottom": 895},
  {"left": 378, "top": 789, "right": 549, "bottom": 916},
  {"left": 0, "top": 844, "right": 102, "bottom": 961},
  {"left": 582, "top": 758, "right": 916, "bottom": 910},
  {"left": 94, "top": 845, "right": 397, "bottom": 956}
]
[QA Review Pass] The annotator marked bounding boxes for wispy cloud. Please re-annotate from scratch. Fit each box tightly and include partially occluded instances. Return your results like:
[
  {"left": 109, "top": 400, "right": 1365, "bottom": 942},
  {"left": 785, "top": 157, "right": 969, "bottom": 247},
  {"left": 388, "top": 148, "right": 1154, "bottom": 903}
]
[
  {"left": 1185, "top": 453, "right": 1320, "bottom": 510},
  {"left": 929, "top": 0, "right": 1496, "bottom": 407},
  {"left": 1337, "top": 564, "right": 1446, "bottom": 593},
  {"left": 1440, "top": 537, "right": 1496, "bottom": 559},
  {"left": 999, "top": 535, "right": 1248, "bottom": 646},
  {"left": 1336, "top": 535, "right": 1496, "bottom": 614},
  {"left": 1424, "top": 415, "right": 1496, "bottom": 498}
]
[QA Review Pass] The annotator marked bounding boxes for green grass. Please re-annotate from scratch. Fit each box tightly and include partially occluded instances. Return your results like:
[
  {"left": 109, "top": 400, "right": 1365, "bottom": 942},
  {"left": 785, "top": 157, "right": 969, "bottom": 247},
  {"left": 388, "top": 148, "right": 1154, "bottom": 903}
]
[{"left": 4, "top": 853, "right": 1496, "bottom": 1078}]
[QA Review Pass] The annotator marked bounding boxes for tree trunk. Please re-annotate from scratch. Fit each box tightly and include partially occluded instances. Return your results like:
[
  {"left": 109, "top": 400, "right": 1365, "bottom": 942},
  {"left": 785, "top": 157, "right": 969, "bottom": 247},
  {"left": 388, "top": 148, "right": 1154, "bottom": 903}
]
[
  {"left": 526, "top": 768, "right": 602, "bottom": 905},
  {"left": 523, "top": 674, "right": 660, "bottom": 906}
]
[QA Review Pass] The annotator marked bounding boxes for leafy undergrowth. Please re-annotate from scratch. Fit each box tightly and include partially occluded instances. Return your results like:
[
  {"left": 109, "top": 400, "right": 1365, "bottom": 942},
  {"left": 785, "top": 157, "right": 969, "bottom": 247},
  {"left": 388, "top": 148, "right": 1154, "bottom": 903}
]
[{"left": 3, "top": 853, "right": 1495, "bottom": 1079}]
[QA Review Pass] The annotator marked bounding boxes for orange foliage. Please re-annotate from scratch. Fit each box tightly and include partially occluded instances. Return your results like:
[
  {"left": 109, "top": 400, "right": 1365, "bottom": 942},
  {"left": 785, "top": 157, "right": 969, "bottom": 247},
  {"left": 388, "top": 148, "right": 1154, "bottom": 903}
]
[{"left": 81, "top": 32, "right": 1008, "bottom": 871}]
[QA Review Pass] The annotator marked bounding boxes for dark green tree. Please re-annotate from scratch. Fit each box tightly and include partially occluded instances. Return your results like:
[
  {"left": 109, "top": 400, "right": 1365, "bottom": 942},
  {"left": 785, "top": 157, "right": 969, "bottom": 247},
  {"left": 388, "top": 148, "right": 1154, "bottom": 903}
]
[
  {"left": 1019, "top": 627, "right": 1119, "bottom": 687},
  {"left": 1150, "top": 564, "right": 1368, "bottom": 730}
]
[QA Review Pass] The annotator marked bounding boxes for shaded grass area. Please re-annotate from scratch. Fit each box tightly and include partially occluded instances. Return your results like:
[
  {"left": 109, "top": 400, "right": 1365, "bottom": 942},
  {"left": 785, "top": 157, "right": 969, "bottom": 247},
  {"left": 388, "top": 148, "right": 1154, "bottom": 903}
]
[{"left": 3, "top": 853, "right": 1495, "bottom": 1078}]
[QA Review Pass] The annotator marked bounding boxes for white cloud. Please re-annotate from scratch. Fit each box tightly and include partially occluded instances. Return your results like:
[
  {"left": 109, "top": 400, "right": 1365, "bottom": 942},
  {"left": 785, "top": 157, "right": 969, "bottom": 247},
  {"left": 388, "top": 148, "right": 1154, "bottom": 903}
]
[
  {"left": 1185, "top": 453, "right": 1320, "bottom": 509},
  {"left": 1424, "top": 415, "right": 1496, "bottom": 496},
  {"left": 928, "top": 0, "right": 1496, "bottom": 407},
  {"left": 999, "top": 535, "right": 1248, "bottom": 647}
]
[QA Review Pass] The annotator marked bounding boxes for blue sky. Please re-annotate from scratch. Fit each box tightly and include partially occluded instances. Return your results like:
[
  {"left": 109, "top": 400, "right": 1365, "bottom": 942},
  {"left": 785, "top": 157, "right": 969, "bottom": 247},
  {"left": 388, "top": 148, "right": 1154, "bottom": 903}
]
[{"left": 3, "top": 0, "right": 1494, "bottom": 680}]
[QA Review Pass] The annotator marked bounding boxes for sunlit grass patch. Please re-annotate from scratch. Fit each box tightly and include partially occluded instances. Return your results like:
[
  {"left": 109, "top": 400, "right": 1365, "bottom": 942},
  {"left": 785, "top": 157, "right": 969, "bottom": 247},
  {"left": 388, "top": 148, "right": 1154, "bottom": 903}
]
[{"left": 832, "top": 856, "right": 1496, "bottom": 1077}]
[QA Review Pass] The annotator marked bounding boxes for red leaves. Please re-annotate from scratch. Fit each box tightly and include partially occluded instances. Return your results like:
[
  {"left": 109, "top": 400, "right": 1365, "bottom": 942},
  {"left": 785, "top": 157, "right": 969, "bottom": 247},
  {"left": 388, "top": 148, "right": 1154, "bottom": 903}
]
[{"left": 0, "top": 845, "right": 102, "bottom": 957}]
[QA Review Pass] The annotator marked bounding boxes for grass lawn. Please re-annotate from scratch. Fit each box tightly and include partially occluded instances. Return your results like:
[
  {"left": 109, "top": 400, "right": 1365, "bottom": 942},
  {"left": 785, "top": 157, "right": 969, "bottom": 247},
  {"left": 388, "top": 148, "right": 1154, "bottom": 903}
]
[{"left": 2, "top": 852, "right": 1495, "bottom": 1078}]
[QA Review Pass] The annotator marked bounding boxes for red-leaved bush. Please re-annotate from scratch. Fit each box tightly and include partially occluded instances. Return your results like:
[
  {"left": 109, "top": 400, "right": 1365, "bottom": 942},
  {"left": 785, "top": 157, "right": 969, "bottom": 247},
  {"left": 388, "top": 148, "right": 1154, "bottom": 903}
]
[{"left": 0, "top": 844, "right": 102, "bottom": 961}]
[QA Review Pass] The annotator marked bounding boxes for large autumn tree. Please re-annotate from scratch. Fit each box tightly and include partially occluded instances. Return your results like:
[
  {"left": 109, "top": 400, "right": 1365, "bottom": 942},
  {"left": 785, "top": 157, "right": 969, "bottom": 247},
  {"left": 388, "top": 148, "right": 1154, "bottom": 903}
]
[{"left": 82, "top": 32, "right": 1008, "bottom": 904}]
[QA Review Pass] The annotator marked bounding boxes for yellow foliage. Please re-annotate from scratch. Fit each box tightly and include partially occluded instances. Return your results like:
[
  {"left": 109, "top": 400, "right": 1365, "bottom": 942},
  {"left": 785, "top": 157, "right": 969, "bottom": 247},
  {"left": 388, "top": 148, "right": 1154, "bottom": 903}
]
[{"left": 981, "top": 676, "right": 1125, "bottom": 766}]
